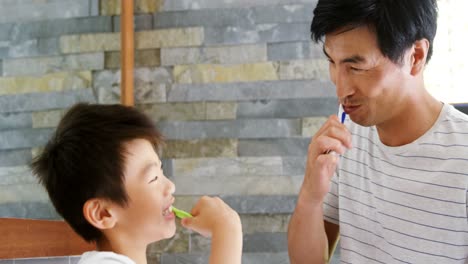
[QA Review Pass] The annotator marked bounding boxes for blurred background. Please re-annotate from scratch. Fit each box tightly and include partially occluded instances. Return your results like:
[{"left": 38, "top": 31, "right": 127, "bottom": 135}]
[{"left": 0, "top": 0, "right": 465, "bottom": 263}]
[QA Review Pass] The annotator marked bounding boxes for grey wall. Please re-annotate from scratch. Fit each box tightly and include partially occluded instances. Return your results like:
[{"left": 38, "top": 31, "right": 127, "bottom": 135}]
[{"left": 0, "top": 0, "right": 340, "bottom": 263}]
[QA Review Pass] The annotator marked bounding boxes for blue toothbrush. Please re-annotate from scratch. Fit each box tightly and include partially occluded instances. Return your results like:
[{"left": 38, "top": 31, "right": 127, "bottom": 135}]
[{"left": 325, "top": 105, "right": 346, "bottom": 154}]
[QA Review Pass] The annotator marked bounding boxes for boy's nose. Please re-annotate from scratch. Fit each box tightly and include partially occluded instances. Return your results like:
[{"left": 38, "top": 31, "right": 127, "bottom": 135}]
[{"left": 165, "top": 178, "right": 176, "bottom": 196}]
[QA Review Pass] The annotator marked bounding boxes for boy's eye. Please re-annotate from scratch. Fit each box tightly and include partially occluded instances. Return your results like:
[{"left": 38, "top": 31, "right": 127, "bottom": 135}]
[{"left": 149, "top": 176, "right": 158, "bottom": 184}]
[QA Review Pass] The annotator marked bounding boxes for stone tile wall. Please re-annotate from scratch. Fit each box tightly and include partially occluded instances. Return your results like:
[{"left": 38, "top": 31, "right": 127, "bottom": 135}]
[{"left": 0, "top": 0, "right": 365, "bottom": 263}]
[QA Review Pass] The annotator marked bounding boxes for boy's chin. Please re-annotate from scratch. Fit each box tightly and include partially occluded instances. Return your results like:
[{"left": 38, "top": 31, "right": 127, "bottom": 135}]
[
  {"left": 152, "top": 223, "right": 177, "bottom": 242},
  {"left": 163, "top": 225, "right": 177, "bottom": 239}
]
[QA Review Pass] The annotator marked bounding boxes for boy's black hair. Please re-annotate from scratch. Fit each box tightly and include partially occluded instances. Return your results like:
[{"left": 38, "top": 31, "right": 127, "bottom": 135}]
[
  {"left": 311, "top": 0, "right": 438, "bottom": 64},
  {"left": 31, "top": 103, "right": 163, "bottom": 242}
]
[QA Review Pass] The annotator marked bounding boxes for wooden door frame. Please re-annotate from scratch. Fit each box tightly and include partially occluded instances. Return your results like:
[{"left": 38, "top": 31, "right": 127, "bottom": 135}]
[
  {"left": 0, "top": 2, "right": 135, "bottom": 259},
  {"left": 121, "top": 0, "right": 135, "bottom": 106},
  {"left": 0, "top": 218, "right": 95, "bottom": 259}
]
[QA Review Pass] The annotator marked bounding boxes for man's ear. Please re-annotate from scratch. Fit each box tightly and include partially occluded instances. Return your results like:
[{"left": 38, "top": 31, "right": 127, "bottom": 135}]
[
  {"left": 410, "top": 38, "right": 430, "bottom": 76},
  {"left": 83, "top": 198, "right": 117, "bottom": 230}
]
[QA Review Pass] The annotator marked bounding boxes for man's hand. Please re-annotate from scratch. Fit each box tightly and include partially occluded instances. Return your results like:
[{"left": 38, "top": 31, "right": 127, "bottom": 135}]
[{"left": 301, "top": 115, "right": 352, "bottom": 204}]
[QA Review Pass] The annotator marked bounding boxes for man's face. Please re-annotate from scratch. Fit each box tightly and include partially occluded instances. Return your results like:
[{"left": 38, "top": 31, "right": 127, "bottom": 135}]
[
  {"left": 114, "top": 138, "right": 176, "bottom": 244},
  {"left": 324, "top": 26, "right": 413, "bottom": 127}
]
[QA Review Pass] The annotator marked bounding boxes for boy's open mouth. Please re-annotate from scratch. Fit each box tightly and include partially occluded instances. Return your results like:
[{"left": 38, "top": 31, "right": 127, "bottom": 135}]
[{"left": 162, "top": 197, "right": 175, "bottom": 216}]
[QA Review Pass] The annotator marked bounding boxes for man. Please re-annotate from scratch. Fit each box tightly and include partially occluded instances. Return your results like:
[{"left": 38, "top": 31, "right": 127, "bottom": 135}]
[{"left": 288, "top": 0, "right": 468, "bottom": 263}]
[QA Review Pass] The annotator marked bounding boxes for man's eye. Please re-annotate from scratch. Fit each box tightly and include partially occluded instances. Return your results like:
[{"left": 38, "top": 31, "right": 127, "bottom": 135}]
[
  {"left": 350, "top": 67, "right": 366, "bottom": 72},
  {"left": 149, "top": 176, "right": 158, "bottom": 183}
]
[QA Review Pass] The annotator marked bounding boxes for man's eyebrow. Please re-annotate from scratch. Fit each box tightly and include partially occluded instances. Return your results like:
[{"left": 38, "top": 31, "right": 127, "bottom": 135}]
[
  {"left": 323, "top": 46, "right": 331, "bottom": 59},
  {"left": 341, "top": 55, "right": 366, "bottom": 64},
  {"left": 323, "top": 46, "right": 366, "bottom": 64}
]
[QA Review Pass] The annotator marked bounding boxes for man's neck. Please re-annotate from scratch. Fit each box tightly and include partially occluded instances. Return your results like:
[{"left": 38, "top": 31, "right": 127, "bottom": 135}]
[{"left": 376, "top": 90, "right": 443, "bottom": 147}]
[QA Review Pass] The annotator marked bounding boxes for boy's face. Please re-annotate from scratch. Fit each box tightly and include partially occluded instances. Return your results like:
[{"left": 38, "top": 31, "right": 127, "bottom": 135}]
[{"left": 114, "top": 138, "right": 176, "bottom": 243}]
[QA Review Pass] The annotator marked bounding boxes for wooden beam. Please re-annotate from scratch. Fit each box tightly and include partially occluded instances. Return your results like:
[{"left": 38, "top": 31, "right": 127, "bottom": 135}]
[
  {"left": 121, "top": 0, "right": 135, "bottom": 106},
  {"left": 0, "top": 218, "right": 95, "bottom": 259}
]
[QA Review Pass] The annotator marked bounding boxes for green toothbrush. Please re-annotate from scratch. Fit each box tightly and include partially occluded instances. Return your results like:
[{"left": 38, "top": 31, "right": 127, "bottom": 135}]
[{"left": 171, "top": 206, "right": 192, "bottom": 219}]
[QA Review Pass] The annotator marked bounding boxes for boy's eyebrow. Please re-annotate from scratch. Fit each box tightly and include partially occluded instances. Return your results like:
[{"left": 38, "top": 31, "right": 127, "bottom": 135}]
[
  {"left": 139, "top": 162, "right": 160, "bottom": 177},
  {"left": 323, "top": 46, "right": 366, "bottom": 64}
]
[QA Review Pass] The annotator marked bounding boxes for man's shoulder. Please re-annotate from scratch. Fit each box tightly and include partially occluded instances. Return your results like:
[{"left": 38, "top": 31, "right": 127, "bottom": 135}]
[
  {"left": 445, "top": 104, "right": 468, "bottom": 122},
  {"left": 435, "top": 104, "right": 468, "bottom": 133}
]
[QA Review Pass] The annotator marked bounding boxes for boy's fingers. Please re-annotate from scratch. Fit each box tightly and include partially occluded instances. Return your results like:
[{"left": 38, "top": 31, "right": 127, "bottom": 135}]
[
  {"left": 181, "top": 217, "right": 210, "bottom": 237},
  {"left": 190, "top": 195, "right": 209, "bottom": 216},
  {"left": 181, "top": 216, "right": 199, "bottom": 229},
  {"left": 181, "top": 217, "right": 192, "bottom": 228}
]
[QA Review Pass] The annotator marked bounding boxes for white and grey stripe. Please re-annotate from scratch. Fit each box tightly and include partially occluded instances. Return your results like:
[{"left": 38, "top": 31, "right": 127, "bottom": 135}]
[{"left": 323, "top": 104, "right": 468, "bottom": 263}]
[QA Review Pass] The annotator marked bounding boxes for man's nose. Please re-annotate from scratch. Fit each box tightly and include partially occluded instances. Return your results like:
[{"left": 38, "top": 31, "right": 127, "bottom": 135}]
[{"left": 333, "top": 68, "right": 354, "bottom": 99}]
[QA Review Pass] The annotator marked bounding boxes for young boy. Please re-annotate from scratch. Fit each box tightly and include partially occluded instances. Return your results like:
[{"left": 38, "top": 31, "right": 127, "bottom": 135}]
[{"left": 31, "top": 103, "right": 242, "bottom": 264}]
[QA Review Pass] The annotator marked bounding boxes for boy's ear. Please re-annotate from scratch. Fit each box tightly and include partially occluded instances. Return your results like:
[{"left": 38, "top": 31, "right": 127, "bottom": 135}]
[
  {"left": 83, "top": 198, "right": 117, "bottom": 230},
  {"left": 410, "top": 38, "right": 430, "bottom": 76}
]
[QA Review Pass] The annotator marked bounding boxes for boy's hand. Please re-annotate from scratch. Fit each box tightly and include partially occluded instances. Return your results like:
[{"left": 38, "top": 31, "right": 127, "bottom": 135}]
[
  {"left": 182, "top": 196, "right": 243, "bottom": 264},
  {"left": 180, "top": 196, "right": 241, "bottom": 237}
]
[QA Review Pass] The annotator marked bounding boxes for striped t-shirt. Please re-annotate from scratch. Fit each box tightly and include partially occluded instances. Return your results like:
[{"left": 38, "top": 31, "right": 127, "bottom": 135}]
[{"left": 323, "top": 103, "right": 468, "bottom": 263}]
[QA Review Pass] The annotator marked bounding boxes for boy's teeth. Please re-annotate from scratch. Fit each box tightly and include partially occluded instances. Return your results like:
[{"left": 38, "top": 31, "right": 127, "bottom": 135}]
[{"left": 163, "top": 207, "right": 172, "bottom": 216}]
